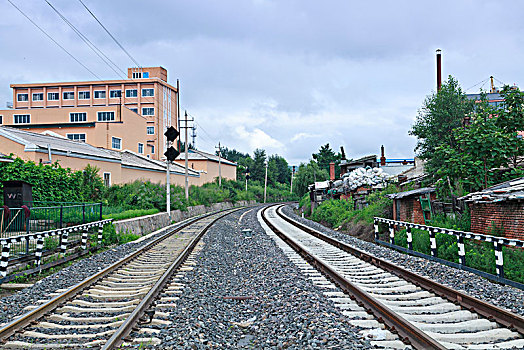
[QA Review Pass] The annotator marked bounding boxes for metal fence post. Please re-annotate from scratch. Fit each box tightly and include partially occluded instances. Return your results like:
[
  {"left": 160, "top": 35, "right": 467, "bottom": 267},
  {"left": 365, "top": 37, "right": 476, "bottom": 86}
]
[
  {"left": 99, "top": 203, "right": 103, "bottom": 221},
  {"left": 26, "top": 217, "right": 30, "bottom": 255},
  {"left": 59, "top": 205, "right": 63, "bottom": 229},
  {"left": 35, "top": 237, "right": 44, "bottom": 266},
  {"left": 407, "top": 227, "right": 413, "bottom": 251},
  {"left": 494, "top": 241, "right": 504, "bottom": 278},
  {"left": 1, "top": 243, "right": 10, "bottom": 277},
  {"left": 83, "top": 204, "right": 86, "bottom": 224},
  {"left": 429, "top": 228, "right": 437, "bottom": 257},
  {"left": 457, "top": 235, "right": 466, "bottom": 266},
  {"left": 388, "top": 225, "right": 395, "bottom": 245}
]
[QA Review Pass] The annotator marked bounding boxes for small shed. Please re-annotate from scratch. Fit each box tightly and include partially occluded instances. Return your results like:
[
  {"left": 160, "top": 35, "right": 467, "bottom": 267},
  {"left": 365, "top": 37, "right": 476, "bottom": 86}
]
[
  {"left": 387, "top": 187, "right": 436, "bottom": 224},
  {"left": 460, "top": 177, "right": 524, "bottom": 240},
  {"left": 2, "top": 180, "right": 33, "bottom": 208}
]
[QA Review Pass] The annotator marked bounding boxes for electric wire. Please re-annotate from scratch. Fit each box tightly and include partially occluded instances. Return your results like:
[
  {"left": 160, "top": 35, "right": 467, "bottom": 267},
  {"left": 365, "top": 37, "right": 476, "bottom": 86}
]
[
  {"left": 6, "top": 0, "right": 102, "bottom": 80},
  {"left": 45, "top": 0, "right": 128, "bottom": 79},
  {"left": 77, "top": 0, "right": 141, "bottom": 68},
  {"left": 465, "top": 78, "right": 488, "bottom": 92}
]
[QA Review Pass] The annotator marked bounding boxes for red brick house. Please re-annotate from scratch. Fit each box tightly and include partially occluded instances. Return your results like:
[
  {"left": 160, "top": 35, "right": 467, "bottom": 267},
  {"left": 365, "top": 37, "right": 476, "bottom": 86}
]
[
  {"left": 460, "top": 177, "right": 524, "bottom": 240},
  {"left": 387, "top": 187, "right": 436, "bottom": 225}
]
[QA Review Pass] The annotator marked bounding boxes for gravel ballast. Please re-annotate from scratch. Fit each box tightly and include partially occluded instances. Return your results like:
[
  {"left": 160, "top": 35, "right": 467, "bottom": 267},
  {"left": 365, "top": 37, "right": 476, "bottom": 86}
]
[
  {"left": 0, "top": 216, "right": 203, "bottom": 325},
  {"left": 281, "top": 205, "right": 524, "bottom": 317},
  {"left": 149, "top": 207, "right": 370, "bottom": 349}
]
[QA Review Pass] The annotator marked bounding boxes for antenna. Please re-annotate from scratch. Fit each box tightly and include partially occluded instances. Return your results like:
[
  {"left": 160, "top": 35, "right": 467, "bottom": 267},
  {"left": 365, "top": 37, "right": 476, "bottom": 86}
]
[{"left": 191, "top": 125, "right": 197, "bottom": 149}]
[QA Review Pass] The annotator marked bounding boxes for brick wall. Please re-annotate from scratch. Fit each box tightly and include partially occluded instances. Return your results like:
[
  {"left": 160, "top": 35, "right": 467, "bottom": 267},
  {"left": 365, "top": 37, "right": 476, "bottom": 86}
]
[
  {"left": 470, "top": 201, "right": 524, "bottom": 240},
  {"left": 394, "top": 193, "right": 436, "bottom": 225}
]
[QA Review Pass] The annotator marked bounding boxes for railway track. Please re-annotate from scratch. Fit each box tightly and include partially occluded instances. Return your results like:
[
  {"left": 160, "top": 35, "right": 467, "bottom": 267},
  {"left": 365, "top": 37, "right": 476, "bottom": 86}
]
[
  {"left": 261, "top": 204, "right": 524, "bottom": 349},
  {"left": 0, "top": 207, "right": 241, "bottom": 349}
]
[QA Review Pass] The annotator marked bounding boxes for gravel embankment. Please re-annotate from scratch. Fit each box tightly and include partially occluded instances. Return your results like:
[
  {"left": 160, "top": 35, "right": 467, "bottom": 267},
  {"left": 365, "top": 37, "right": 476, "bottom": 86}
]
[
  {"left": 281, "top": 205, "right": 524, "bottom": 317},
  {"left": 149, "top": 207, "right": 370, "bottom": 349},
  {"left": 0, "top": 218, "right": 196, "bottom": 325}
]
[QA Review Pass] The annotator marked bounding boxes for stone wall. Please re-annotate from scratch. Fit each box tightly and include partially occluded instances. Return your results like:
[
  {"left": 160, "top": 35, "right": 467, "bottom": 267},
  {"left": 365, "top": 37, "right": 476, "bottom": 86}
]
[{"left": 113, "top": 201, "right": 256, "bottom": 236}]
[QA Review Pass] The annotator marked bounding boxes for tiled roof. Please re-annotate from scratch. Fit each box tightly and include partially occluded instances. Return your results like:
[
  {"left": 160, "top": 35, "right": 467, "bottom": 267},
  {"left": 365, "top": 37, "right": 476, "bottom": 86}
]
[
  {"left": 0, "top": 126, "right": 118, "bottom": 161},
  {"left": 387, "top": 187, "right": 435, "bottom": 200},
  {"left": 182, "top": 149, "right": 236, "bottom": 166},
  {"left": 460, "top": 177, "right": 524, "bottom": 202}
]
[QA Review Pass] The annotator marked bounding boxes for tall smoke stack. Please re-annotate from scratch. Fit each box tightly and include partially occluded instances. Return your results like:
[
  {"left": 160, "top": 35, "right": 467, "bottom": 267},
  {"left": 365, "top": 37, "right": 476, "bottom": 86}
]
[
  {"left": 436, "top": 49, "right": 442, "bottom": 91},
  {"left": 380, "top": 145, "right": 386, "bottom": 166}
]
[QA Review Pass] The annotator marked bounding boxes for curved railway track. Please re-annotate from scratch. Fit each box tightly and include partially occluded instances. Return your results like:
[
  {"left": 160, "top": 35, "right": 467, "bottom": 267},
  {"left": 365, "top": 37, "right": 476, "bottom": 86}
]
[
  {"left": 261, "top": 204, "right": 524, "bottom": 350},
  {"left": 0, "top": 207, "right": 242, "bottom": 349}
]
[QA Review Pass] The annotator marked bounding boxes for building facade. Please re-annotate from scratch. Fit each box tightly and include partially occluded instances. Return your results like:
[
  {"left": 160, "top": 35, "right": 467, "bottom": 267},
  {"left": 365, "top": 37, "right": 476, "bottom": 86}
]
[{"left": 0, "top": 67, "right": 177, "bottom": 160}]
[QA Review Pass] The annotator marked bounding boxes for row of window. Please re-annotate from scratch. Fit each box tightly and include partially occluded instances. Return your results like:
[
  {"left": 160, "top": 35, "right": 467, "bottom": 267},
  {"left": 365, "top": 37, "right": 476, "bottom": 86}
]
[
  {"left": 65, "top": 134, "right": 151, "bottom": 155},
  {"left": 17, "top": 88, "right": 155, "bottom": 102},
  {"left": 132, "top": 72, "right": 150, "bottom": 79}
]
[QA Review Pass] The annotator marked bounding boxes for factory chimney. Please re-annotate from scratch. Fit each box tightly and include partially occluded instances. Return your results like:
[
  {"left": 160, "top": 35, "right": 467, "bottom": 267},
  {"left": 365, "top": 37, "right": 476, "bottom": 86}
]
[
  {"left": 436, "top": 49, "right": 442, "bottom": 91},
  {"left": 380, "top": 145, "right": 386, "bottom": 166},
  {"left": 329, "top": 162, "right": 336, "bottom": 181}
]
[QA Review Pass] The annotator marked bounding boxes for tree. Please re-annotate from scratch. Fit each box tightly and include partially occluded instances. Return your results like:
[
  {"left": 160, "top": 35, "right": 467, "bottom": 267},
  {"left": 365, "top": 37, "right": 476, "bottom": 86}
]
[
  {"left": 81, "top": 164, "right": 105, "bottom": 201},
  {"left": 251, "top": 149, "right": 267, "bottom": 182},
  {"left": 409, "top": 76, "right": 475, "bottom": 182},
  {"left": 424, "top": 86, "right": 524, "bottom": 196},
  {"left": 268, "top": 155, "right": 291, "bottom": 185},
  {"left": 312, "top": 143, "right": 342, "bottom": 176},
  {"left": 293, "top": 160, "right": 329, "bottom": 196}
]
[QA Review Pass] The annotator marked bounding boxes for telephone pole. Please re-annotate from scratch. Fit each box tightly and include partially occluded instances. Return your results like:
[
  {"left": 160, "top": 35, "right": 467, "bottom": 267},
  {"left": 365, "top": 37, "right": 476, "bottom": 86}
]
[
  {"left": 215, "top": 142, "right": 222, "bottom": 187},
  {"left": 191, "top": 125, "right": 197, "bottom": 149},
  {"left": 178, "top": 110, "right": 193, "bottom": 200},
  {"left": 264, "top": 161, "right": 268, "bottom": 203}
]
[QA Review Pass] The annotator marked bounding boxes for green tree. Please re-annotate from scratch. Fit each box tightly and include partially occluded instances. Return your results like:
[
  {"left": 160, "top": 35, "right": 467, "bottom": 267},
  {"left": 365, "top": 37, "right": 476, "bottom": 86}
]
[
  {"left": 312, "top": 143, "right": 342, "bottom": 177},
  {"left": 268, "top": 155, "right": 291, "bottom": 185},
  {"left": 409, "top": 76, "right": 475, "bottom": 183},
  {"left": 81, "top": 164, "right": 105, "bottom": 201},
  {"left": 251, "top": 149, "right": 267, "bottom": 182},
  {"left": 294, "top": 160, "right": 329, "bottom": 196}
]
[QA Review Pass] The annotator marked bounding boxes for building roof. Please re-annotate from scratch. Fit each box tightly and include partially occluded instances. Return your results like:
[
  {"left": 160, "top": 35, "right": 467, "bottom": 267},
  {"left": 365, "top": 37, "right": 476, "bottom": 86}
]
[
  {"left": 0, "top": 152, "right": 13, "bottom": 163},
  {"left": 460, "top": 177, "right": 524, "bottom": 203},
  {"left": 340, "top": 155, "right": 377, "bottom": 166},
  {"left": 0, "top": 126, "right": 119, "bottom": 162},
  {"left": 107, "top": 149, "right": 200, "bottom": 177},
  {"left": 387, "top": 187, "right": 435, "bottom": 200},
  {"left": 182, "top": 149, "right": 236, "bottom": 166},
  {"left": 11, "top": 77, "right": 178, "bottom": 92}
]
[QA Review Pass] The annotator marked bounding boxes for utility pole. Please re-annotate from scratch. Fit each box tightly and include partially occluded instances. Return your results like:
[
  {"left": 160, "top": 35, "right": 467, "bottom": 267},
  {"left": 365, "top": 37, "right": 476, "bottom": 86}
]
[
  {"left": 264, "top": 161, "right": 268, "bottom": 203},
  {"left": 184, "top": 110, "right": 189, "bottom": 200},
  {"left": 290, "top": 165, "right": 295, "bottom": 194},
  {"left": 191, "top": 125, "right": 197, "bottom": 149},
  {"left": 215, "top": 142, "right": 222, "bottom": 187}
]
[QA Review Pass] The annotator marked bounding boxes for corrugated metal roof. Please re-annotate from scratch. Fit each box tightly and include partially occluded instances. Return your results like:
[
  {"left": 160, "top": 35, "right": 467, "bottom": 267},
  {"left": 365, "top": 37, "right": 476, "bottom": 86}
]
[
  {"left": 0, "top": 126, "right": 118, "bottom": 161},
  {"left": 460, "top": 177, "right": 524, "bottom": 202},
  {"left": 181, "top": 149, "right": 236, "bottom": 166},
  {"left": 387, "top": 187, "right": 435, "bottom": 199}
]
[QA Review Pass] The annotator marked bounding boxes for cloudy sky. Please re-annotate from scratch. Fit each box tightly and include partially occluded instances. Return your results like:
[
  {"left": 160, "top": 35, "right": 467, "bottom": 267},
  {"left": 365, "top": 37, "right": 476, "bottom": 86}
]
[{"left": 1, "top": 0, "right": 523, "bottom": 165}]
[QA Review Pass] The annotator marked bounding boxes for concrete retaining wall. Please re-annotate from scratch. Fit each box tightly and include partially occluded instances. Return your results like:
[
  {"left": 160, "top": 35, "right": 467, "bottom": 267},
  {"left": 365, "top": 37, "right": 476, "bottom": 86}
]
[{"left": 113, "top": 201, "right": 256, "bottom": 236}]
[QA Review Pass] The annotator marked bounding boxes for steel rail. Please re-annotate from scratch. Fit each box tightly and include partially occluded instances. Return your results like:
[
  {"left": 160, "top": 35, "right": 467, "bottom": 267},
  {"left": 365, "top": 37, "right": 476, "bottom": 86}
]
[
  {"left": 275, "top": 205, "right": 524, "bottom": 337},
  {"left": 262, "top": 205, "right": 446, "bottom": 350},
  {"left": 103, "top": 207, "right": 244, "bottom": 349},
  {"left": 0, "top": 207, "right": 241, "bottom": 344}
]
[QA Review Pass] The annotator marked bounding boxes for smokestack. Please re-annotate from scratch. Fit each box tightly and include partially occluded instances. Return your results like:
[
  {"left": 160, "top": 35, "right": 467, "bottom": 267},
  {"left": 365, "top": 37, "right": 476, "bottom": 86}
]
[
  {"left": 436, "top": 49, "right": 442, "bottom": 91},
  {"left": 340, "top": 146, "right": 346, "bottom": 160},
  {"left": 329, "top": 162, "right": 335, "bottom": 180},
  {"left": 380, "top": 145, "right": 386, "bottom": 166}
]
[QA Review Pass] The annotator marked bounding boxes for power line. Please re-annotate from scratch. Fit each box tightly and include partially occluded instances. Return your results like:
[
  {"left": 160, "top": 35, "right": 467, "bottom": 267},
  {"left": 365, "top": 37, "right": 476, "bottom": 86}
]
[
  {"left": 45, "top": 0, "right": 127, "bottom": 79},
  {"left": 6, "top": 0, "right": 102, "bottom": 80},
  {"left": 77, "top": 0, "right": 141, "bottom": 68}
]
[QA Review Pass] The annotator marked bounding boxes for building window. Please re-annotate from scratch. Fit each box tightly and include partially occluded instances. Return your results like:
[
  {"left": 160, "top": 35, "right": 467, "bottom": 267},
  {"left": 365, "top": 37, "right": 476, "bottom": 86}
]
[
  {"left": 112, "top": 137, "right": 122, "bottom": 150},
  {"left": 70, "top": 112, "right": 87, "bottom": 123},
  {"left": 0, "top": 115, "right": 3, "bottom": 124},
  {"left": 147, "top": 126, "right": 155, "bottom": 135},
  {"left": 66, "top": 133, "right": 86, "bottom": 142},
  {"left": 132, "top": 72, "right": 142, "bottom": 79},
  {"left": 142, "top": 88, "right": 154, "bottom": 97},
  {"left": 130, "top": 108, "right": 138, "bottom": 113},
  {"left": 110, "top": 90, "right": 121, "bottom": 98},
  {"left": 138, "top": 143, "right": 144, "bottom": 154},
  {"left": 151, "top": 145, "right": 155, "bottom": 154},
  {"left": 97, "top": 111, "right": 115, "bottom": 122},
  {"left": 17, "top": 93, "right": 29, "bottom": 102},
  {"left": 103, "top": 172, "right": 111, "bottom": 187},
  {"left": 94, "top": 90, "right": 106, "bottom": 99},
  {"left": 78, "top": 91, "right": 90, "bottom": 99},
  {"left": 32, "top": 93, "right": 44, "bottom": 101},
  {"left": 143, "top": 72, "right": 149, "bottom": 78},
  {"left": 13, "top": 114, "right": 30, "bottom": 124},
  {"left": 126, "top": 89, "right": 137, "bottom": 98},
  {"left": 47, "top": 92, "right": 59, "bottom": 100},
  {"left": 142, "top": 107, "right": 154, "bottom": 116},
  {"left": 63, "top": 91, "right": 75, "bottom": 100}
]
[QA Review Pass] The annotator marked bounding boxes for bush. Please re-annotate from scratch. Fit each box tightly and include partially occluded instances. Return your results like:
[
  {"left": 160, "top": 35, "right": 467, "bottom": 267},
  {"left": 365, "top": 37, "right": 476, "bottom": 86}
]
[{"left": 103, "top": 208, "right": 160, "bottom": 221}]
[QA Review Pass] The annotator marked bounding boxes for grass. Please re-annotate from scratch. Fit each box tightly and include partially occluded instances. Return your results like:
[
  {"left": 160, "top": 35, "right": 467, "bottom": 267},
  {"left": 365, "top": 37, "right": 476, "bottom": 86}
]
[{"left": 102, "top": 208, "right": 160, "bottom": 221}]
